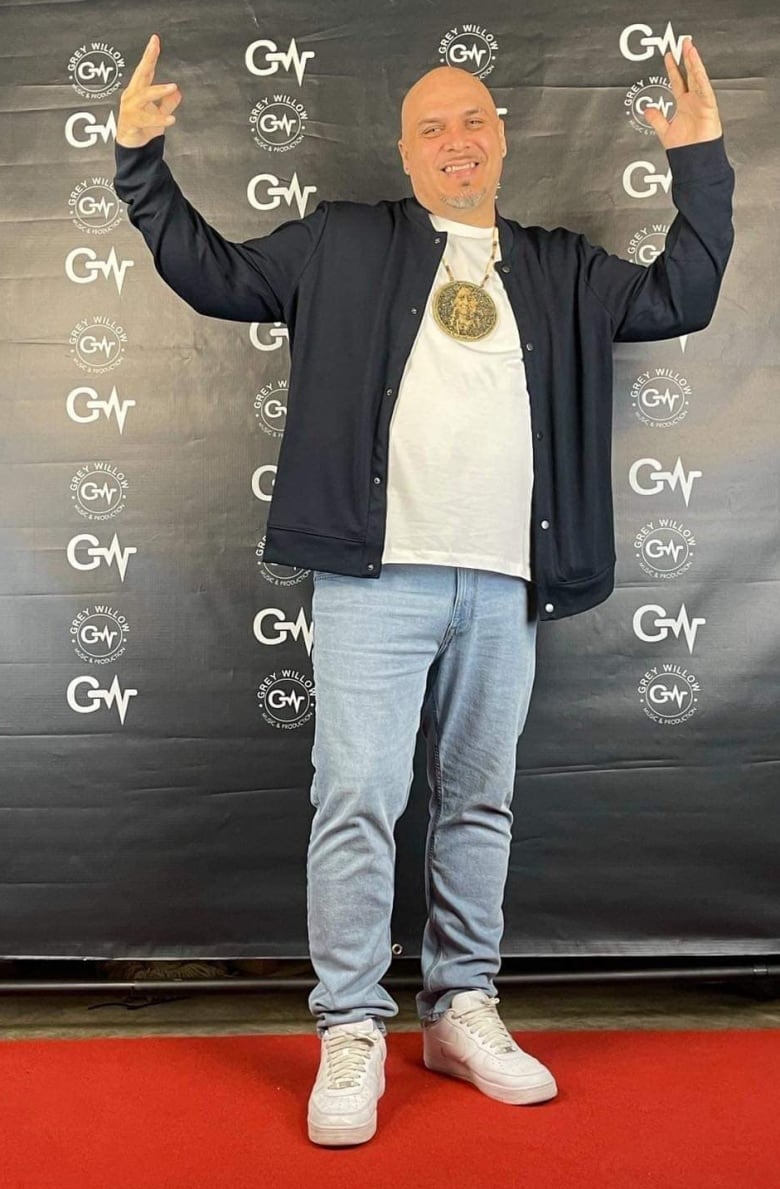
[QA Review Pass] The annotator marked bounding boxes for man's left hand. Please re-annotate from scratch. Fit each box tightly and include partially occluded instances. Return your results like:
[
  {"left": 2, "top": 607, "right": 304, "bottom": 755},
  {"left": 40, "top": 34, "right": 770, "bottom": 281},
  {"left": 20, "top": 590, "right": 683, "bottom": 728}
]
[{"left": 645, "top": 38, "right": 723, "bottom": 149}]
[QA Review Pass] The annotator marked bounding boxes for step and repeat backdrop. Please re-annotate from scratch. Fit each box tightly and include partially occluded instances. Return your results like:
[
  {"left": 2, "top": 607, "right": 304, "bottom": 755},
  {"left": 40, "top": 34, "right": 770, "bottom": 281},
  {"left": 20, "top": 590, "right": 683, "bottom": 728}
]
[{"left": 1, "top": 1, "right": 777, "bottom": 959}]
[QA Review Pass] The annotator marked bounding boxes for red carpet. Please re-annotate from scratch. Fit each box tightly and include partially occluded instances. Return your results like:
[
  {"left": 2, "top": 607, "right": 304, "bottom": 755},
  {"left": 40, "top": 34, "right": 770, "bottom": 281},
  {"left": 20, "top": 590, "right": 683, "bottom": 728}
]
[{"left": 2, "top": 1028, "right": 778, "bottom": 1188}]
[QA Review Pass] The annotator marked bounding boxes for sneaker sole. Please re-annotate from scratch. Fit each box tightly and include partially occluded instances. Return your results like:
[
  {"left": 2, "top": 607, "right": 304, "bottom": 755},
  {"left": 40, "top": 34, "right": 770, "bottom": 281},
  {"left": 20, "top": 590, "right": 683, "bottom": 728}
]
[
  {"left": 423, "top": 1048, "right": 557, "bottom": 1105},
  {"left": 307, "top": 1070, "right": 385, "bottom": 1146},
  {"left": 307, "top": 1113, "right": 378, "bottom": 1146}
]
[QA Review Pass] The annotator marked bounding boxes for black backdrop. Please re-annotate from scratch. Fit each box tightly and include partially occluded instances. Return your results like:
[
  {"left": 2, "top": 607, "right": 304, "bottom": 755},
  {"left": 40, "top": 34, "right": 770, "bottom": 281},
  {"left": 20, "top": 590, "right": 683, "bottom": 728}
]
[{"left": 1, "top": 0, "right": 778, "bottom": 959}]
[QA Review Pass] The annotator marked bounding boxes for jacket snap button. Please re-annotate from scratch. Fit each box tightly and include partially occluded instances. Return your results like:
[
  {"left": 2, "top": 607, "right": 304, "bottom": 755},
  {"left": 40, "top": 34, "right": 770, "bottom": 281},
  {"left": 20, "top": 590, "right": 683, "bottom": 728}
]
[
  {"left": 545, "top": 602, "right": 554, "bottom": 613},
  {"left": 385, "top": 387, "right": 393, "bottom": 396},
  {"left": 535, "top": 431, "right": 543, "bottom": 440},
  {"left": 434, "top": 237, "right": 441, "bottom": 243},
  {"left": 540, "top": 519, "right": 550, "bottom": 529},
  {"left": 525, "top": 342, "right": 534, "bottom": 351},
  {"left": 373, "top": 476, "right": 381, "bottom": 484},
  {"left": 367, "top": 563, "right": 375, "bottom": 571},
  {"left": 411, "top": 307, "right": 417, "bottom": 314},
  {"left": 501, "top": 264, "right": 510, "bottom": 273}
]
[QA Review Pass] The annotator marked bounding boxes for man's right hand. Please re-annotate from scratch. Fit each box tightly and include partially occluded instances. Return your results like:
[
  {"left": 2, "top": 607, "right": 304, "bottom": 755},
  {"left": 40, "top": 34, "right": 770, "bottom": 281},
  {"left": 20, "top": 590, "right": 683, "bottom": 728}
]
[{"left": 116, "top": 33, "right": 182, "bottom": 148}]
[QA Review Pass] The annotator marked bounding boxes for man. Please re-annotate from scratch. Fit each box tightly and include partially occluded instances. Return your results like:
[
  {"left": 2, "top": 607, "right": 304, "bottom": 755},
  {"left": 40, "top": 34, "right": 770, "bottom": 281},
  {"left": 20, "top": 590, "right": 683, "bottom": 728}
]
[{"left": 113, "top": 33, "right": 734, "bottom": 1147}]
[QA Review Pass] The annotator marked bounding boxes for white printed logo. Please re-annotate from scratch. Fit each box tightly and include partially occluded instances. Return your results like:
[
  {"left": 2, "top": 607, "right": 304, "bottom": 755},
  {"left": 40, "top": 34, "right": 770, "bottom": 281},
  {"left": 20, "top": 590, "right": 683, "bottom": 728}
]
[
  {"left": 619, "top": 22, "right": 691, "bottom": 63},
  {"left": 253, "top": 606, "right": 313, "bottom": 655},
  {"left": 245, "top": 38, "right": 315, "bottom": 85},
  {"left": 250, "top": 94, "right": 308, "bottom": 152},
  {"left": 70, "top": 462, "right": 128, "bottom": 521},
  {"left": 624, "top": 78, "right": 675, "bottom": 136},
  {"left": 70, "top": 177, "right": 124, "bottom": 235},
  {"left": 66, "top": 385, "right": 136, "bottom": 433},
  {"left": 633, "top": 603, "right": 706, "bottom": 654},
  {"left": 627, "top": 222, "right": 671, "bottom": 265},
  {"left": 67, "top": 674, "right": 138, "bottom": 725},
  {"left": 247, "top": 172, "right": 317, "bottom": 216},
  {"left": 65, "top": 246, "right": 134, "bottom": 294},
  {"left": 254, "top": 378, "right": 287, "bottom": 437},
  {"left": 637, "top": 664, "right": 700, "bottom": 724},
  {"left": 70, "top": 604, "right": 130, "bottom": 664},
  {"left": 438, "top": 24, "right": 498, "bottom": 79},
  {"left": 250, "top": 322, "right": 289, "bottom": 350},
  {"left": 623, "top": 160, "right": 673, "bottom": 198},
  {"left": 67, "top": 42, "right": 125, "bottom": 99},
  {"left": 65, "top": 109, "right": 118, "bottom": 148},
  {"left": 633, "top": 518, "right": 696, "bottom": 580},
  {"left": 628, "top": 457, "right": 702, "bottom": 506},
  {"left": 251, "top": 465, "right": 277, "bottom": 502},
  {"left": 69, "top": 316, "right": 127, "bottom": 374},
  {"left": 66, "top": 533, "right": 137, "bottom": 582},
  {"left": 629, "top": 367, "right": 691, "bottom": 428},
  {"left": 256, "top": 670, "right": 315, "bottom": 730}
]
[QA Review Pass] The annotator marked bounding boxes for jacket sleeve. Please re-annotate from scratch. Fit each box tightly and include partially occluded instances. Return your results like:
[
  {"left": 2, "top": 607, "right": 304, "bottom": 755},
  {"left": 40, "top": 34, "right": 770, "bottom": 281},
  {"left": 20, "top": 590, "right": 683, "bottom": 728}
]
[
  {"left": 576, "top": 134, "right": 735, "bottom": 341},
  {"left": 112, "top": 135, "right": 328, "bottom": 322}
]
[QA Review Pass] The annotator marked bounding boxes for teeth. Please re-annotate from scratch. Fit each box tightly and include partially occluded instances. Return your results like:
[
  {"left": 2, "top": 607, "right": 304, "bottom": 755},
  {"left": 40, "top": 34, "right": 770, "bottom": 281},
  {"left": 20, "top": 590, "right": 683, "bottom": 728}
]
[{"left": 444, "top": 161, "right": 477, "bottom": 173}]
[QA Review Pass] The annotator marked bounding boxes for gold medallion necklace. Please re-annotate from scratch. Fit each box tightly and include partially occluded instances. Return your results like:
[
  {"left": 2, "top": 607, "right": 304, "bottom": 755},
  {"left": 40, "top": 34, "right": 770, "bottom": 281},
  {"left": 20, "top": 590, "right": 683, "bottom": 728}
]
[{"left": 432, "top": 226, "right": 499, "bottom": 342}]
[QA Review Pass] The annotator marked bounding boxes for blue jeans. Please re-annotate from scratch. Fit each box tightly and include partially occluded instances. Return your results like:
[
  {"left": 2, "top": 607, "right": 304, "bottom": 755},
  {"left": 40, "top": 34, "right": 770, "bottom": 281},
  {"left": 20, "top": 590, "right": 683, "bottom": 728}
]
[{"left": 307, "top": 563, "right": 538, "bottom": 1037}]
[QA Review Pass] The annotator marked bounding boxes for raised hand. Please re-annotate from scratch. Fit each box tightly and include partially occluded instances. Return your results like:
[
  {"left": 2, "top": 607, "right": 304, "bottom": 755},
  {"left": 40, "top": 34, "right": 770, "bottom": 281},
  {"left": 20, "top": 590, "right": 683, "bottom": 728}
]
[
  {"left": 645, "top": 38, "right": 723, "bottom": 150},
  {"left": 116, "top": 33, "right": 182, "bottom": 148}
]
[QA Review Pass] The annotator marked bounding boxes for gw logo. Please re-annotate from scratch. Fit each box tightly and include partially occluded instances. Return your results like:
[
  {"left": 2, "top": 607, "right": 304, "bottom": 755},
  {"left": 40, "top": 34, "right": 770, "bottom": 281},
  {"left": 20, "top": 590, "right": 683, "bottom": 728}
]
[
  {"left": 619, "top": 22, "right": 691, "bottom": 63},
  {"left": 251, "top": 465, "right": 276, "bottom": 502},
  {"left": 644, "top": 538, "right": 687, "bottom": 563},
  {"left": 67, "top": 385, "right": 136, "bottom": 433},
  {"left": 646, "top": 681, "right": 693, "bottom": 710},
  {"left": 66, "top": 533, "right": 138, "bottom": 582},
  {"left": 629, "top": 457, "right": 702, "bottom": 507},
  {"left": 250, "top": 322, "right": 289, "bottom": 352},
  {"left": 258, "top": 110, "right": 298, "bottom": 136},
  {"left": 265, "top": 684, "right": 310, "bottom": 715},
  {"left": 77, "top": 60, "right": 114, "bottom": 84},
  {"left": 77, "top": 331, "right": 122, "bottom": 362},
  {"left": 448, "top": 40, "right": 491, "bottom": 70},
  {"left": 80, "top": 624, "right": 121, "bottom": 647},
  {"left": 66, "top": 108, "right": 118, "bottom": 147},
  {"left": 67, "top": 674, "right": 138, "bottom": 725},
  {"left": 633, "top": 603, "right": 706, "bottom": 655},
  {"left": 253, "top": 606, "right": 314, "bottom": 655},
  {"left": 623, "top": 161, "right": 672, "bottom": 199},
  {"left": 75, "top": 193, "right": 119, "bottom": 221},
  {"left": 247, "top": 173, "right": 318, "bottom": 217},
  {"left": 245, "top": 38, "right": 315, "bottom": 85},
  {"left": 65, "top": 246, "right": 134, "bottom": 294}
]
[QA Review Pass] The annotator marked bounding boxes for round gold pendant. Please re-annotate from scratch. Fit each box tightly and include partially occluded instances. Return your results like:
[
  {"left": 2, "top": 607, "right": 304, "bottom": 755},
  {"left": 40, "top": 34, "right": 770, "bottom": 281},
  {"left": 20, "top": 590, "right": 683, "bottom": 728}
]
[{"left": 432, "top": 281, "right": 498, "bottom": 342}]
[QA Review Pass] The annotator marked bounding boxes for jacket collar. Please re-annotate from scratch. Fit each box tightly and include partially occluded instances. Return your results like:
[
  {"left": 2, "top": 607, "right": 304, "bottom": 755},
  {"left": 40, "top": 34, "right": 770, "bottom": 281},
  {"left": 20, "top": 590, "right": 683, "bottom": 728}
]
[{"left": 402, "top": 193, "right": 518, "bottom": 262}]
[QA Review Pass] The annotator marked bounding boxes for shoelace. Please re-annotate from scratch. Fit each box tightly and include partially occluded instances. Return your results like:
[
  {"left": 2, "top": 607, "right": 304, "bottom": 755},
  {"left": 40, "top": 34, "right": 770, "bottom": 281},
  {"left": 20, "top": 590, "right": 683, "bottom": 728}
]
[
  {"left": 324, "top": 1030, "right": 377, "bottom": 1089},
  {"left": 453, "top": 995, "right": 517, "bottom": 1054}
]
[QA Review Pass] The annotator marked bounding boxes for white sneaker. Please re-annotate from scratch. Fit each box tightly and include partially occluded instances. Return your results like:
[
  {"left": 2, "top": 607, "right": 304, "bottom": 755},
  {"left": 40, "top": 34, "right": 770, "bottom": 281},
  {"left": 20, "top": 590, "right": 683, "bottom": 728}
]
[
  {"left": 307, "top": 1018, "right": 387, "bottom": 1146},
  {"left": 422, "top": 990, "right": 558, "bottom": 1105}
]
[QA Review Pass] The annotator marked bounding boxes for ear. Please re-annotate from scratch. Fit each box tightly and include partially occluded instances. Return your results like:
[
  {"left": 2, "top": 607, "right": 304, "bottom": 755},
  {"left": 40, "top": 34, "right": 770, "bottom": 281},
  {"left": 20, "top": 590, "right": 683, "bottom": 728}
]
[{"left": 397, "top": 138, "right": 408, "bottom": 174}]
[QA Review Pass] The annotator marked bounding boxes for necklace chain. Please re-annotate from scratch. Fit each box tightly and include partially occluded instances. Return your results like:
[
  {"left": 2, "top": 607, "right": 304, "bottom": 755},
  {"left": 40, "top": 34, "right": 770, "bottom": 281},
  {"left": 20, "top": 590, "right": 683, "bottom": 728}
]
[{"left": 440, "top": 226, "right": 499, "bottom": 290}]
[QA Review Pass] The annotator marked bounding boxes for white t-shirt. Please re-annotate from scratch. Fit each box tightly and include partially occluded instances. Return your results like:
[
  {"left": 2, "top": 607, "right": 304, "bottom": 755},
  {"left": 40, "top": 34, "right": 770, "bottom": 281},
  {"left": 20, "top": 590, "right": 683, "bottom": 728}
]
[{"left": 381, "top": 209, "right": 534, "bottom": 579}]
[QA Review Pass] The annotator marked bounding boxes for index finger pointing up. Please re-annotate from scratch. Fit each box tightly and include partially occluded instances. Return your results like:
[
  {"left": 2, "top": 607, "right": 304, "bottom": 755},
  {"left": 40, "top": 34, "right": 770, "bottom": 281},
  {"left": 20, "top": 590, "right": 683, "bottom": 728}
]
[{"left": 129, "top": 33, "right": 160, "bottom": 88}]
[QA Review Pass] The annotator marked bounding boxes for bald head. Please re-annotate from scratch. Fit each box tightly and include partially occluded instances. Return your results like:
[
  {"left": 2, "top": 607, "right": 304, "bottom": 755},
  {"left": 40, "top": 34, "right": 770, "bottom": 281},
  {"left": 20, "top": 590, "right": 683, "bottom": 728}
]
[
  {"left": 400, "top": 66, "right": 498, "bottom": 140},
  {"left": 397, "top": 66, "right": 507, "bottom": 227}
]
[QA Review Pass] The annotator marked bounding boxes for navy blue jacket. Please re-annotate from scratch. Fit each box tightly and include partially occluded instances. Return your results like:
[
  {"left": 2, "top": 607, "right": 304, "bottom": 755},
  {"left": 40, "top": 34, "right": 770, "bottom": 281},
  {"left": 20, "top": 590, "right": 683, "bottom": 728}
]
[{"left": 112, "top": 133, "right": 735, "bottom": 620}]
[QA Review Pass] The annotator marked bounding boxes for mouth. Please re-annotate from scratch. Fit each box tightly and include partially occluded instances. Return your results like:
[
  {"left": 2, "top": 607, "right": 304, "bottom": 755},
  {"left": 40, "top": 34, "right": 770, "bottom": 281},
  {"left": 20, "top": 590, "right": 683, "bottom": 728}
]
[{"left": 440, "top": 160, "right": 481, "bottom": 179}]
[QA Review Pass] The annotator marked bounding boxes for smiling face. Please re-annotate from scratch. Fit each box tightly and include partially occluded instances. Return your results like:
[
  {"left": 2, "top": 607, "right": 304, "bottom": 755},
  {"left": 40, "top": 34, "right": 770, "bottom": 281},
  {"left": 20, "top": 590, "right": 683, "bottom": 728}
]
[{"left": 397, "top": 66, "right": 507, "bottom": 227}]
